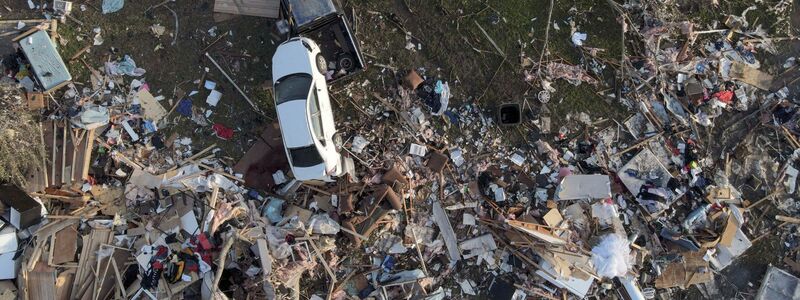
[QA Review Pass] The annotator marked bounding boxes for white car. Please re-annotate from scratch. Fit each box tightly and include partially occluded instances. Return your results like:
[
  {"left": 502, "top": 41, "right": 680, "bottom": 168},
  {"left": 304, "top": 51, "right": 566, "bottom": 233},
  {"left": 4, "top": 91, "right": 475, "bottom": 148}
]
[{"left": 272, "top": 37, "right": 343, "bottom": 181}]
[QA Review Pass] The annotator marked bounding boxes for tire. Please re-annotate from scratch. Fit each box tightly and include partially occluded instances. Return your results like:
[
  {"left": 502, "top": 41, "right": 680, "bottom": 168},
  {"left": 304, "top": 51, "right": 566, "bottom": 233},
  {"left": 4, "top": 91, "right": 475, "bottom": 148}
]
[
  {"left": 333, "top": 132, "right": 343, "bottom": 150},
  {"left": 337, "top": 54, "right": 355, "bottom": 72},
  {"left": 316, "top": 54, "right": 327, "bottom": 74}
]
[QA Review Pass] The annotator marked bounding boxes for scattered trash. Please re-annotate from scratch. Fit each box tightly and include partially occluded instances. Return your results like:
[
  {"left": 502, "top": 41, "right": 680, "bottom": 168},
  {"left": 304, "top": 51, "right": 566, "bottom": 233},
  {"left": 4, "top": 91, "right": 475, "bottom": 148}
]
[
  {"left": 571, "top": 31, "right": 587, "bottom": 46},
  {"left": 0, "top": 2, "right": 797, "bottom": 300},
  {"left": 105, "top": 54, "right": 146, "bottom": 76}
]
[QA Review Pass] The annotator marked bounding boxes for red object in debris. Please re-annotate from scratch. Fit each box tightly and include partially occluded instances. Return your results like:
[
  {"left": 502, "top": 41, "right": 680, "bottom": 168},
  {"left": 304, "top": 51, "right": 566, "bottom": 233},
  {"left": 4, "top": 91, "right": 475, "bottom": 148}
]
[
  {"left": 713, "top": 90, "right": 734, "bottom": 104},
  {"left": 212, "top": 123, "right": 234, "bottom": 140},
  {"left": 196, "top": 233, "right": 213, "bottom": 250}
]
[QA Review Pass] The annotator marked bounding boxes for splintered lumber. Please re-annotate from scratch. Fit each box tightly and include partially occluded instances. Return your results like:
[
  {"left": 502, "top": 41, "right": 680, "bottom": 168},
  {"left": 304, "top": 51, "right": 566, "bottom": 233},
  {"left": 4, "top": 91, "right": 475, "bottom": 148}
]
[
  {"left": 71, "top": 229, "right": 113, "bottom": 300},
  {"left": 506, "top": 220, "right": 567, "bottom": 245},
  {"left": 776, "top": 215, "right": 800, "bottom": 224},
  {"left": 211, "top": 232, "right": 242, "bottom": 295},
  {"left": 95, "top": 248, "right": 129, "bottom": 300},
  {"left": 69, "top": 44, "right": 92, "bottom": 61},
  {"left": 55, "top": 271, "right": 75, "bottom": 300},
  {"left": 110, "top": 260, "right": 127, "bottom": 299},
  {"left": 308, "top": 239, "right": 337, "bottom": 284}
]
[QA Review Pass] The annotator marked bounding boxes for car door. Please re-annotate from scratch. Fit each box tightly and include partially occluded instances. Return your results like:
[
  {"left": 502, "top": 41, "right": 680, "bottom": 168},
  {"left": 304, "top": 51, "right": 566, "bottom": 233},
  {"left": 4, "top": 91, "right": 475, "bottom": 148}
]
[
  {"left": 308, "top": 83, "right": 326, "bottom": 148},
  {"left": 312, "top": 77, "right": 337, "bottom": 144}
]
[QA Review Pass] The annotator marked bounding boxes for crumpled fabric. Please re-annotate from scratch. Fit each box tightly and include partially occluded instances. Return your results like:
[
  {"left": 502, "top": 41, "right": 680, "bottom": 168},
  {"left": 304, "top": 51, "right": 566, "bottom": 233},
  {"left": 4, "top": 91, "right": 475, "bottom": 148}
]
[
  {"left": 106, "top": 55, "right": 145, "bottom": 77},
  {"left": 212, "top": 123, "right": 234, "bottom": 140},
  {"left": 102, "top": 0, "right": 124, "bottom": 14},
  {"left": 72, "top": 104, "right": 110, "bottom": 129}
]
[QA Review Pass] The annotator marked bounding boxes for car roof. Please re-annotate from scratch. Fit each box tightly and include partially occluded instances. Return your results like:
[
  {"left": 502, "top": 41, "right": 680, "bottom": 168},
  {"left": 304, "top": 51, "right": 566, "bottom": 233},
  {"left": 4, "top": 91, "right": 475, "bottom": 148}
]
[
  {"left": 276, "top": 99, "right": 314, "bottom": 148},
  {"left": 272, "top": 40, "right": 313, "bottom": 81}
]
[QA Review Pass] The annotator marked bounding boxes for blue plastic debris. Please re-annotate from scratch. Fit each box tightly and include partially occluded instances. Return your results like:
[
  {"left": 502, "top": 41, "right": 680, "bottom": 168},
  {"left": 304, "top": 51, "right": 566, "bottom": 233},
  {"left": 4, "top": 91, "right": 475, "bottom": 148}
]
[
  {"left": 102, "top": 0, "right": 124, "bottom": 14},
  {"left": 176, "top": 98, "right": 193, "bottom": 117},
  {"left": 262, "top": 197, "right": 285, "bottom": 224}
]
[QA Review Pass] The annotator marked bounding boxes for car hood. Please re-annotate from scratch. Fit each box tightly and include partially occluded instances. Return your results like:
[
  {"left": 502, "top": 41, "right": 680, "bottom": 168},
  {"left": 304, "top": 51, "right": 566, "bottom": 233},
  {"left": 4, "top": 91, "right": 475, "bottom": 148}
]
[
  {"left": 272, "top": 41, "right": 314, "bottom": 81},
  {"left": 276, "top": 100, "right": 314, "bottom": 148},
  {"left": 292, "top": 163, "right": 329, "bottom": 181}
]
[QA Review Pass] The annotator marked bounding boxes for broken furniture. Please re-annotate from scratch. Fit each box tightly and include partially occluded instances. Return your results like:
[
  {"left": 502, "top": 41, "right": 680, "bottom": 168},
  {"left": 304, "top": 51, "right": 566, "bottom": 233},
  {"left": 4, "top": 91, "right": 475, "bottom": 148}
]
[{"left": 0, "top": 184, "right": 43, "bottom": 230}]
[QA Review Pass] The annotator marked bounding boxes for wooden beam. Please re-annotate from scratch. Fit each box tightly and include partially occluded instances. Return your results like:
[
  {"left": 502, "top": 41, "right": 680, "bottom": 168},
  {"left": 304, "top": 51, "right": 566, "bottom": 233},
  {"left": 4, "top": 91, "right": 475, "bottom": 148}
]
[
  {"left": 776, "top": 215, "right": 800, "bottom": 224},
  {"left": 307, "top": 239, "right": 337, "bottom": 284}
]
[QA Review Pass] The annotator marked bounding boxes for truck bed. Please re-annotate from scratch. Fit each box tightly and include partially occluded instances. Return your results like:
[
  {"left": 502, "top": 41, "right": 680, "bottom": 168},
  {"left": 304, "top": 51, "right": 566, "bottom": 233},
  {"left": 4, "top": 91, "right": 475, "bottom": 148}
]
[
  {"left": 300, "top": 14, "right": 364, "bottom": 83},
  {"left": 283, "top": 0, "right": 365, "bottom": 84}
]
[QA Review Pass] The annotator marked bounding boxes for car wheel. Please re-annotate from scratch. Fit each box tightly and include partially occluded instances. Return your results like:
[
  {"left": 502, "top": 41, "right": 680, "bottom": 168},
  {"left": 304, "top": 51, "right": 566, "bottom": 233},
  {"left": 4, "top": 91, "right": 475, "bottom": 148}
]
[
  {"left": 333, "top": 133, "right": 343, "bottom": 150},
  {"left": 337, "top": 54, "right": 355, "bottom": 72},
  {"left": 316, "top": 54, "right": 327, "bottom": 74}
]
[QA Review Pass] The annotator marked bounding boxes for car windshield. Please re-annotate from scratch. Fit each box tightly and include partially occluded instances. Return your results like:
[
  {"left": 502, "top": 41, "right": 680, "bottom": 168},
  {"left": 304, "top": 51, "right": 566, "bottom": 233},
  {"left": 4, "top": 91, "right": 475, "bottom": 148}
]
[
  {"left": 289, "top": 145, "right": 324, "bottom": 168},
  {"left": 275, "top": 74, "right": 312, "bottom": 104}
]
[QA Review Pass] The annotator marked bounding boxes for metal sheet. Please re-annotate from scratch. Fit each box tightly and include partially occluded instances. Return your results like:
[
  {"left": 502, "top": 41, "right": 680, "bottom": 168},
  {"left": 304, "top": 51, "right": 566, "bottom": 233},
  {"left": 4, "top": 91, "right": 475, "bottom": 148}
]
[{"left": 555, "top": 175, "right": 611, "bottom": 200}]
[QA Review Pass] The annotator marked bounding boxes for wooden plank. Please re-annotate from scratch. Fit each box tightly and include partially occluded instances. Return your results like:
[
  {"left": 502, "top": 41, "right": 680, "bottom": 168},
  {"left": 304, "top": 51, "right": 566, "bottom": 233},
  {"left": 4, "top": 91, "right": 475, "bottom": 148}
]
[
  {"left": 213, "top": 0, "right": 280, "bottom": 18},
  {"left": 50, "top": 120, "right": 57, "bottom": 186},
  {"left": 96, "top": 249, "right": 128, "bottom": 300},
  {"left": 61, "top": 121, "right": 67, "bottom": 184},
  {"left": 110, "top": 259, "right": 127, "bottom": 299},
  {"left": 27, "top": 264, "right": 56, "bottom": 300},
  {"left": 69, "top": 128, "right": 86, "bottom": 184},
  {"left": 71, "top": 229, "right": 112, "bottom": 300},
  {"left": 506, "top": 220, "right": 567, "bottom": 245},
  {"left": 55, "top": 271, "right": 75, "bottom": 300},
  {"left": 80, "top": 128, "right": 96, "bottom": 180}
]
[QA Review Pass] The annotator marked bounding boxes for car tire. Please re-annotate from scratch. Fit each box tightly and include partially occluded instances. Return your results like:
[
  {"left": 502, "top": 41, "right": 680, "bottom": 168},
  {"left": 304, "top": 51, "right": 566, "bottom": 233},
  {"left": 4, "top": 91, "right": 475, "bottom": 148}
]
[
  {"left": 337, "top": 54, "right": 355, "bottom": 72},
  {"left": 316, "top": 54, "right": 327, "bottom": 74},
  {"left": 333, "top": 133, "right": 343, "bottom": 150}
]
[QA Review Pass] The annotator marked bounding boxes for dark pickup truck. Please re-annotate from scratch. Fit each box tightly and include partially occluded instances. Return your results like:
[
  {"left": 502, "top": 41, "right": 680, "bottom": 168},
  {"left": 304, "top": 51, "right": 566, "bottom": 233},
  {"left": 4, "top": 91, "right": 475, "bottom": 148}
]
[{"left": 282, "top": 0, "right": 366, "bottom": 83}]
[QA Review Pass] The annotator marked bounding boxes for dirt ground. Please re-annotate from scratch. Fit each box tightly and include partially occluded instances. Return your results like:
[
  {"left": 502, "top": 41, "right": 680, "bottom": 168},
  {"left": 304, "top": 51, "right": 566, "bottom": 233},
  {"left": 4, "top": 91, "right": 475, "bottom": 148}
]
[
  {"left": 2, "top": 0, "right": 798, "bottom": 298},
  {"left": 5, "top": 0, "right": 280, "bottom": 158}
]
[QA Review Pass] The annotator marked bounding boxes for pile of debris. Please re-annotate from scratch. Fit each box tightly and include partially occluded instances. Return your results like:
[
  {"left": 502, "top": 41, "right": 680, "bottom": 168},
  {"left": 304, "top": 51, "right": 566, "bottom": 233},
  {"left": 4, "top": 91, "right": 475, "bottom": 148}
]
[{"left": 0, "top": 1, "right": 799, "bottom": 300}]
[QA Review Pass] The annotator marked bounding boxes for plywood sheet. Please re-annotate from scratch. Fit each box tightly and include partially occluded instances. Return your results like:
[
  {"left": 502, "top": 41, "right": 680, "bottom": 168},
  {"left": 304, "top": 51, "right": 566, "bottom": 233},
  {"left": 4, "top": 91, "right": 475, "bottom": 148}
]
[
  {"left": 27, "top": 264, "right": 56, "bottom": 300},
  {"left": 138, "top": 89, "right": 167, "bottom": 121},
  {"left": 729, "top": 61, "right": 774, "bottom": 90},
  {"left": 54, "top": 271, "right": 74, "bottom": 300},
  {"left": 655, "top": 252, "right": 713, "bottom": 289},
  {"left": 52, "top": 224, "right": 78, "bottom": 264}
]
